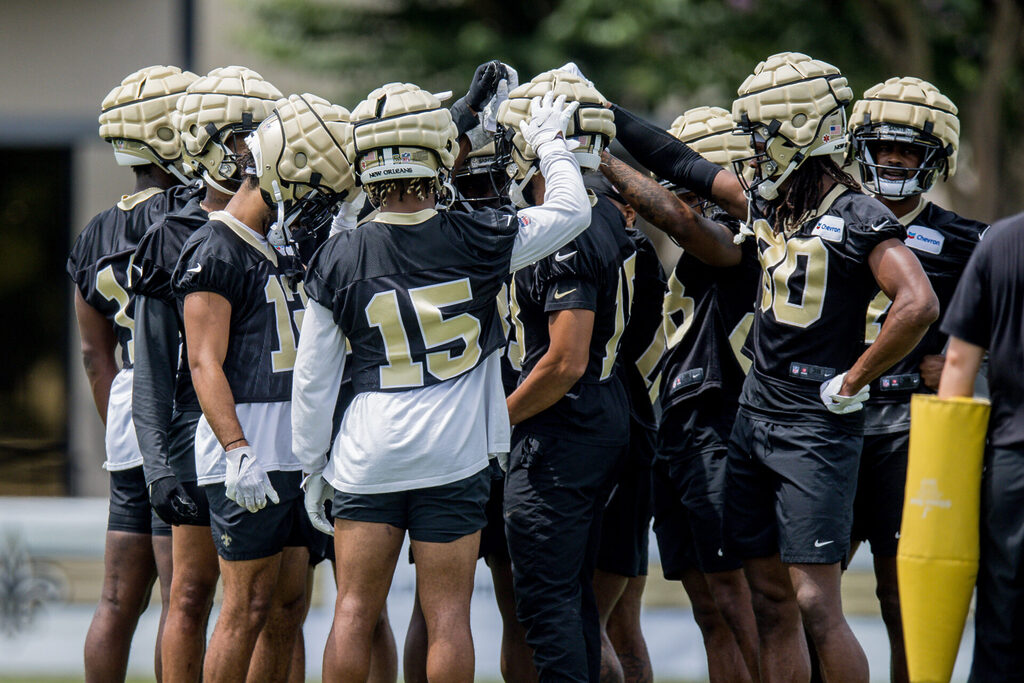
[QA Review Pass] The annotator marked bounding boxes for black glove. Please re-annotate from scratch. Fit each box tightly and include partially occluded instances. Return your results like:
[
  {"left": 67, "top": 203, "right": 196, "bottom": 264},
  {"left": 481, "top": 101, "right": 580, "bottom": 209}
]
[
  {"left": 465, "top": 60, "right": 506, "bottom": 112},
  {"left": 149, "top": 475, "right": 201, "bottom": 526}
]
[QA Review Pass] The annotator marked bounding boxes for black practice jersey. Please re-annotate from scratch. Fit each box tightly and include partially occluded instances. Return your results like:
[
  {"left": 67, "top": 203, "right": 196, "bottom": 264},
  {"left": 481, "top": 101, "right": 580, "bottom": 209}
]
[
  {"left": 942, "top": 214, "right": 1024, "bottom": 449},
  {"left": 864, "top": 201, "right": 986, "bottom": 401},
  {"left": 131, "top": 193, "right": 208, "bottom": 411},
  {"left": 67, "top": 185, "right": 195, "bottom": 368},
  {"left": 618, "top": 228, "right": 667, "bottom": 429},
  {"left": 657, "top": 215, "right": 760, "bottom": 414},
  {"left": 173, "top": 215, "right": 306, "bottom": 403},
  {"left": 512, "top": 195, "right": 637, "bottom": 445},
  {"left": 304, "top": 207, "right": 519, "bottom": 394},
  {"left": 496, "top": 279, "right": 522, "bottom": 396},
  {"left": 740, "top": 185, "right": 905, "bottom": 424}
]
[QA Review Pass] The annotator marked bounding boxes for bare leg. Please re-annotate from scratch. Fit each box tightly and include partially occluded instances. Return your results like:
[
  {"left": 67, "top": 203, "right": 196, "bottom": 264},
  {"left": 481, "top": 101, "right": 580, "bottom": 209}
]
[
  {"left": 679, "top": 568, "right": 753, "bottom": 683},
  {"left": 368, "top": 602, "right": 398, "bottom": 683},
  {"left": 323, "top": 521, "right": 404, "bottom": 682},
  {"left": 286, "top": 566, "right": 316, "bottom": 683},
  {"left": 202, "top": 553, "right": 283, "bottom": 683},
  {"left": 744, "top": 554, "right": 810, "bottom": 683},
  {"left": 152, "top": 534, "right": 174, "bottom": 683},
  {"left": 593, "top": 568, "right": 628, "bottom": 683},
  {"left": 411, "top": 532, "right": 480, "bottom": 683},
  {"left": 161, "top": 524, "right": 219, "bottom": 683},
  {"left": 790, "top": 563, "right": 868, "bottom": 683},
  {"left": 705, "top": 569, "right": 761, "bottom": 682},
  {"left": 873, "top": 555, "right": 908, "bottom": 683},
  {"left": 606, "top": 576, "right": 652, "bottom": 683},
  {"left": 247, "top": 546, "right": 309, "bottom": 682},
  {"left": 487, "top": 554, "right": 537, "bottom": 683},
  {"left": 84, "top": 530, "right": 158, "bottom": 683},
  {"left": 403, "top": 590, "right": 428, "bottom": 683}
]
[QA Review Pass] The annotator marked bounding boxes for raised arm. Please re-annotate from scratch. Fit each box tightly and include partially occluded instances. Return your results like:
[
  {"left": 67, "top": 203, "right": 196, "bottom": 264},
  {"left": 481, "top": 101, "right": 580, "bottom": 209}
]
[
  {"left": 599, "top": 151, "right": 741, "bottom": 267},
  {"left": 841, "top": 239, "right": 939, "bottom": 395},
  {"left": 611, "top": 103, "right": 748, "bottom": 221}
]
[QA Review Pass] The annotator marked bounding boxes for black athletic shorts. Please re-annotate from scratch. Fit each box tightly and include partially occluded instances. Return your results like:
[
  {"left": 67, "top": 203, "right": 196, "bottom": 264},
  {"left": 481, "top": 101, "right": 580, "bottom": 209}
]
[
  {"left": 308, "top": 500, "right": 335, "bottom": 567},
  {"left": 480, "top": 460, "right": 510, "bottom": 563},
  {"left": 206, "top": 470, "right": 320, "bottom": 562},
  {"left": 333, "top": 467, "right": 489, "bottom": 544},
  {"left": 851, "top": 428, "right": 909, "bottom": 557},
  {"left": 596, "top": 425, "right": 654, "bottom": 577},
  {"left": 108, "top": 466, "right": 171, "bottom": 537},
  {"left": 724, "top": 411, "right": 862, "bottom": 565}
]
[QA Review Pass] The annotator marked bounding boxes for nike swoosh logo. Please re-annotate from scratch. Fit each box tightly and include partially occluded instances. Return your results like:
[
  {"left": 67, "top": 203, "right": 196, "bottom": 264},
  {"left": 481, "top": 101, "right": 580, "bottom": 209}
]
[
  {"left": 870, "top": 219, "right": 891, "bottom": 232},
  {"left": 187, "top": 264, "right": 203, "bottom": 274},
  {"left": 553, "top": 288, "right": 577, "bottom": 300},
  {"left": 814, "top": 539, "right": 834, "bottom": 548},
  {"left": 554, "top": 250, "right": 576, "bottom": 262}
]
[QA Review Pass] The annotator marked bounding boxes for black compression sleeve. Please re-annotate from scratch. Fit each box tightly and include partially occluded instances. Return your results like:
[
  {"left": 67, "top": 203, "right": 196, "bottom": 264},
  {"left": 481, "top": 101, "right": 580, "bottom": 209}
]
[
  {"left": 611, "top": 103, "right": 723, "bottom": 199},
  {"left": 133, "top": 295, "right": 179, "bottom": 485}
]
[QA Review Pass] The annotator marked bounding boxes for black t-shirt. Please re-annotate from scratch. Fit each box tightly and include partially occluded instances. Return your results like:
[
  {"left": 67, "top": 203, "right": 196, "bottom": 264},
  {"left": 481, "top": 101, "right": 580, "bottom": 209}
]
[
  {"left": 617, "top": 228, "right": 667, "bottom": 430},
  {"left": 131, "top": 193, "right": 209, "bottom": 411},
  {"left": 942, "top": 213, "right": 1024, "bottom": 449},
  {"left": 173, "top": 216, "right": 306, "bottom": 403},
  {"left": 304, "top": 207, "right": 519, "bottom": 393},
  {"left": 659, "top": 214, "right": 760, "bottom": 414},
  {"left": 739, "top": 185, "right": 905, "bottom": 426},
  {"left": 66, "top": 184, "right": 195, "bottom": 368},
  {"left": 512, "top": 195, "right": 637, "bottom": 446}
]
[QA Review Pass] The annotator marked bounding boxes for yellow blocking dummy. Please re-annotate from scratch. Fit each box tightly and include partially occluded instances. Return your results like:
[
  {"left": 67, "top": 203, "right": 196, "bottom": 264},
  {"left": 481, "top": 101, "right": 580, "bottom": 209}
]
[{"left": 898, "top": 394, "right": 990, "bottom": 683}]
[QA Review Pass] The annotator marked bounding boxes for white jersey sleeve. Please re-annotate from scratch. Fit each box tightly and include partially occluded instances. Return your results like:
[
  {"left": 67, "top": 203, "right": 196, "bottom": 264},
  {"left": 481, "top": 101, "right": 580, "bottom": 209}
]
[{"left": 292, "top": 299, "right": 347, "bottom": 474}]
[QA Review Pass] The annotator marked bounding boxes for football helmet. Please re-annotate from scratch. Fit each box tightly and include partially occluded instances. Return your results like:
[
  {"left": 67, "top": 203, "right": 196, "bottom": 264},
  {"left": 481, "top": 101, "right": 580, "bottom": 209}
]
[
  {"left": 175, "top": 66, "right": 282, "bottom": 195},
  {"left": 849, "top": 77, "right": 959, "bottom": 199},
  {"left": 346, "top": 82, "right": 459, "bottom": 200},
  {"left": 98, "top": 65, "right": 198, "bottom": 182},
  {"left": 732, "top": 52, "right": 853, "bottom": 200},
  {"left": 496, "top": 69, "right": 615, "bottom": 207},
  {"left": 452, "top": 141, "right": 510, "bottom": 210},
  {"left": 246, "top": 93, "right": 354, "bottom": 251}
]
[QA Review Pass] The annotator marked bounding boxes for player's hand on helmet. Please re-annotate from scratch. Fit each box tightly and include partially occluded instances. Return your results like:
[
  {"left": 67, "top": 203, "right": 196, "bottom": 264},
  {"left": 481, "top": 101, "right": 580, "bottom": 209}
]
[
  {"left": 302, "top": 472, "right": 335, "bottom": 536},
  {"left": 148, "top": 475, "right": 201, "bottom": 526},
  {"left": 224, "top": 445, "right": 279, "bottom": 513},
  {"left": 330, "top": 189, "right": 366, "bottom": 237},
  {"left": 819, "top": 372, "right": 870, "bottom": 414},
  {"left": 520, "top": 91, "right": 580, "bottom": 151},
  {"left": 465, "top": 60, "right": 507, "bottom": 112}
]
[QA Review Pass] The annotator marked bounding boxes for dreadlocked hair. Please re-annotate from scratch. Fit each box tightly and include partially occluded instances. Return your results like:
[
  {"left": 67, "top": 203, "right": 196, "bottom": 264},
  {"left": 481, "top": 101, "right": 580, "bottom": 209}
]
[
  {"left": 365, "top": 177, "right": 435, "bottom": 208},
  {"left": 773, "top": 157, "right": 861, "bottom": 233}
]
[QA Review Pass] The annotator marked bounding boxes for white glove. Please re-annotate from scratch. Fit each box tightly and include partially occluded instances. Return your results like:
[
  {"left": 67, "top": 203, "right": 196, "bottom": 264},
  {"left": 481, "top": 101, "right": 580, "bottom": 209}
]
[
  {"left": 302, "top": 472, "right": 334, "bottom": 536},
  {"left": 519, "top": 91, "right": 579, "bottom": 151},
  {"left": 819, "top": 372, "right": 870, "bottom": 414},
  {"left": 329, "top": 190, "right": 366, "bottom": 237},
  {"left": 556, "top": 61, "right": 593, "bottom": 86},
  {"left": 224, "top": 445, "right": 279, "bottom": 513}
]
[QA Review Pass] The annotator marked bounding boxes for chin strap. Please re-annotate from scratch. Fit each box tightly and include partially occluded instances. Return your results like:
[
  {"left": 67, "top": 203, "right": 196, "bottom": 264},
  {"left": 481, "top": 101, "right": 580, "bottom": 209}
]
[
  {"left": 508, "top": 165, "right": 539, "bottom": 209},
  {"left": 202, "top": 171, "right": 238, "bottom": 197}
]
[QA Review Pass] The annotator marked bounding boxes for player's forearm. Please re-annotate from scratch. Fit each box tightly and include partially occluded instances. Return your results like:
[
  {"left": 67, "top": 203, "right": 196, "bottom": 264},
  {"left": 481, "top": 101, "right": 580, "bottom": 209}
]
[
  {"left": 844, "top": 289, "right": 939, "bottom": 394},
  {"left": 82, "top": 352, "right": 117, "bottom": 425},
  {"left": 938, "top": 337, "right": 984, "bottom": 398},
  {"left": 190, "top": 360, "right": 245, "bottom": 449},
  {"left": 599, "top": 152, "right": 740, "bottom": 266},
  {"left": 506, "top": 353, "right": 585, "bottom": 425},
  {"left": 132, "top": 295, "right": 178, "bottom": 484},
  {"left": 510, "top": 140, "right": 590, "bottom": 271},
  {"left": 292, "top": 300, "right": 346, "bottom": 473}
]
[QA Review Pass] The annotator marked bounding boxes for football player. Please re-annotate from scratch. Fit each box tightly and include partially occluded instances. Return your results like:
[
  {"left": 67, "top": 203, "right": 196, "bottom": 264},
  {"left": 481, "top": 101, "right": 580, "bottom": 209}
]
[
  {"left": 494, "top": 70, "right": 636, "bottom": 683},
  {"left": 938, "top": 212, "right": 1024, "bottom": 681},
  {"left": 173, "top": 93, "right": 350, "bottom": 682},
  {"left": 585, "top": 172, "right": 661, "bottom": 683},
  {"left": 292, "top": 81, "right": 590, "bottom": 683},
  {"left": 130, "top": 65, "right": 282, "bottom": 682},
  {"left": 68, "top": 64, "right": 196, "bottom": 683},
  {"left": 848, "top": 77, "right": 986, "bottom": 683},
  {"left": 600, "top": 106, "right": 762, "bottom": 683}
]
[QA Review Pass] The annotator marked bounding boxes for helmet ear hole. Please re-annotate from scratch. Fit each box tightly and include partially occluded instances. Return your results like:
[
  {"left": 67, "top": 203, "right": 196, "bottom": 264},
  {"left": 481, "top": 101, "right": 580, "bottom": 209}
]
[
  {"left": 791, "top": 113, "right": 807, "bottom": 128},
  {"left": 294, "top": 152, "right": 308, "bottom": 169},
  {"left": 157, "top": 127, "right": 175, "bottom": 141}
]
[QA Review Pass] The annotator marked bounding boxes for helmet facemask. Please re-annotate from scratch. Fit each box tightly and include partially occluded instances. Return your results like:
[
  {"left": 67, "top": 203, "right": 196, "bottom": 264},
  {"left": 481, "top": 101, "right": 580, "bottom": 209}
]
[{"left": 852, "top": 123, "right": 948, "bottom": 200}]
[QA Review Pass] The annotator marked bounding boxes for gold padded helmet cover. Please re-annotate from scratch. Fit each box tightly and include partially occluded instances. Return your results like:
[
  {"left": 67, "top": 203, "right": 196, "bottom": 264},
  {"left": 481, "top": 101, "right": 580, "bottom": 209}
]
[
  {"left": 732, "top": 52, "right": 852, "bottom": 187},
  {"left": 496, "top": 69, "right": 616, "bottom": 177},
  {"left": 99, "top": 65, "right": 198, "bottom": 168},
  {"left": 668, "top": 106, "right": 752, "bottom": 171},
  {"left": 347, "top": 83, "right": 459, "bottom": 186},
  {"left": 175, "top": 66, "right": 282, "bottom": 183},
  {"left": 849, "top": 77, "right": 959, "bottom": 196},
  {"left": 248, "top": 93, "right": 354, "bottom": 206}
]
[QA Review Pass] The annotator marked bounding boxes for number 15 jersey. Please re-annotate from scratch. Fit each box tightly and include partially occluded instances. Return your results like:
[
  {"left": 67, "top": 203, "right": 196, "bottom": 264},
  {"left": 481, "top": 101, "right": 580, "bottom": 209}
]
[{"left": 741, "top": 185, "right": 905, "bottom": 423}]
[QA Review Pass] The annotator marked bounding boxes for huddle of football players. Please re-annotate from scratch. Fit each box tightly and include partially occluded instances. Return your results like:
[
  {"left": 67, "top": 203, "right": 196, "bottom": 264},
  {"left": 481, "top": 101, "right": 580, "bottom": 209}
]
[{"left": 68, "top": 46, "right": 1010, "bottom": 683}]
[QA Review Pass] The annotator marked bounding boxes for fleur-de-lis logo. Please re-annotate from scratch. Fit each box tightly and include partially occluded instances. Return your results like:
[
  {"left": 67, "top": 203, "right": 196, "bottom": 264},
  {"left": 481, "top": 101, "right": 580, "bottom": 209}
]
[
  {"left": 220, "top": 533, "right": 232, "bottom": 547},
  {"left": 0, "top": 532, "right": 66, "bottom": 638}
]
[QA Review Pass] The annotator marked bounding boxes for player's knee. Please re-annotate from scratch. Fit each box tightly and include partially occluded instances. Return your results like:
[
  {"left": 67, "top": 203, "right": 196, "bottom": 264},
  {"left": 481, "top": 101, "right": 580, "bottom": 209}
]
[
  {"left": 875, "top": 581, "right": 901, "bottom": 627},
  {"left": 794, "top": 582, "right": 840, "bottom": 638},
  {"left": 272, "top": 590, "right": 308, "bottom": 629}
]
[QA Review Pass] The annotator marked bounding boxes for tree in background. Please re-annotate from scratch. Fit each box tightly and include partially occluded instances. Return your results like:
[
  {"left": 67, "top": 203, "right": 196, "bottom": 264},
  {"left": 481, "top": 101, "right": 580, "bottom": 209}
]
[{"left": 246, "top": 0, "right": 1024, "bottom": 222}]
